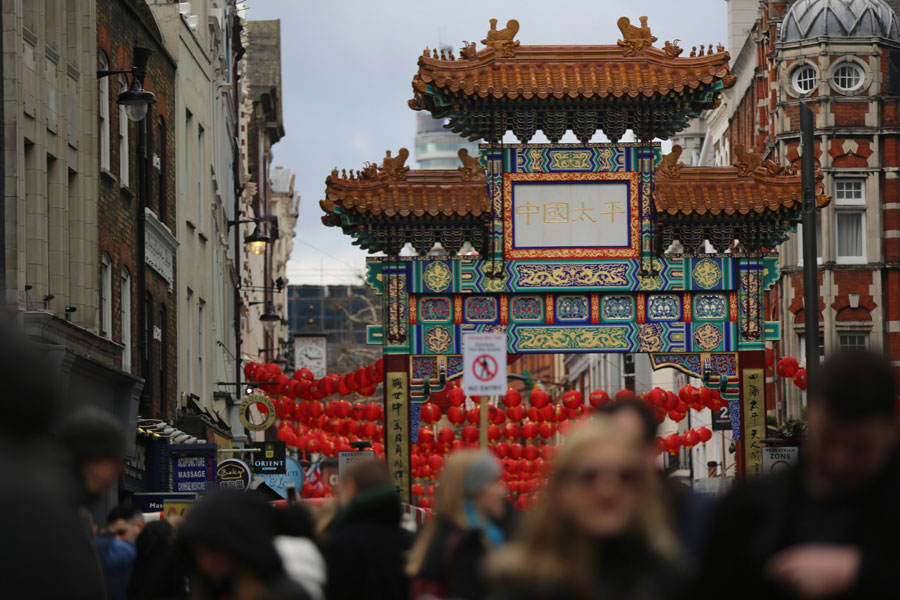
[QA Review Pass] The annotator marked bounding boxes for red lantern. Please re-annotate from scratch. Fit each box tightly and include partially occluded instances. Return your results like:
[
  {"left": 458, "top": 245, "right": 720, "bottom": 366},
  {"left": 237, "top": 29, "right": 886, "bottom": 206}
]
[
  {"left": 668, "top": 410, "right": 686, "bottom": 422},
  {"left": 489, "top": 406, "right": 507, "bottom": 425},
  {"left": 529, "top": 389, "right": 550, "bottom": 408},
  {"left": 664, "top": 434, "right": 682, "bottom": 455},
  {"left": 793, "top": 368, "right": 808, "bottom": 390},
  {"left": 561, "top": 390, "right": 584, "bottom": 409},
  {"left": 461, "top": 425, "right": 479, "bottom": 443},
  {"left": 508, "top": 443, "right": 523, "bottom": 460},
  {"left": 466, "top": 407, "right": 480, "bottom": 425},
  {"left": 503, "top": 389, "right": 523, "bottom": 408},
  {"left": 698, "top": 386, "right": 712, "bottom": 408},
  {"left": 777, "top": 356, "right": 799, "bottom": 379},
  {"left": 447, "top": 406, "right": 466, "bottom": 426},
  {"left": 418, "top": 427, "right": 435, "bottom": 445},
  {"left": 538, "top": 422, "right": 556, "bottom": 439},
  {"left": 646, "top": 388, "right": 666, "bottom": 407},
  {"left": 589, "top": 389, "right": 610, "bottom": 409},
  {"left": 765, "top": 348, "right": 775, "bottom": 367},
  {"left": 615, "top": 389, "right": 636, "bottom": 403},
  {"left": 697, "top": 426, "right": 713, "bottom": 443},
  {"left": 447, "top": 387, "right": 466, "bottom": 406},
  {"left": 437, "top": 427, "right": 455, "bottom": 444},
  {"left": 502, "top": 422, "right": 521, "bottom": 441},
  {"left": 538, "top": 404, "right": 555, "bottom": 423},
  {"left": 488, "top": 425, "right": 501, "bottom": 442},
  {"left": 421, "top": 403, "right": 442, "bottom": 424},
  {"left": 683, "top": 429, "right": 700, "bottom": 448},
  {"left": 428, "top": 454, "right": 443, "bottom": 472},
  {"left": 663, "top": 392, "right": 679, "bottom": 411},
  {"left": 506, "top": 406, "right": 525, "bottom": 422},
  {"left": 411, "top": 483, "right": 425, "bottom": 497},
  {"left": 523, "top": 446, "right": 539, "bottom": 461},
  {"left": 521, "top": 422, "right": 538, "bottom": 440}
]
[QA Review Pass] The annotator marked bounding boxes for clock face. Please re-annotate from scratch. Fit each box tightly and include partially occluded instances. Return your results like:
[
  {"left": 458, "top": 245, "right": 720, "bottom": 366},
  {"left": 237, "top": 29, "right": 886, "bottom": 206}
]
[{"left": 294, "top": 336, "right": 327, "bottom": 378}]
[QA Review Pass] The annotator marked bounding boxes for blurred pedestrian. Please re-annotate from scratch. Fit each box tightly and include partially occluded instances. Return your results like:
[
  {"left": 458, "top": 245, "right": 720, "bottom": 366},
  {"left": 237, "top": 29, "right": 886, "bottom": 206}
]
[
  {"left": 0, "top": 321, "right": 106, "bottom": 599},
  {"left": 408, "top": 451, "right": 508, "bottom": 600},
  {"left": 179, "top": 490, "right": 308, "bottom": 600},
  {"left": 487, "top": 419, "right": 683, "bottom": 600},
  {"left": 128, "top": 519, "right": 189, "bottom": 600},
  {"left": 699, "top": 349, "right": 900, "bottom": 600},
  {"left": 320, "top": 458, "right": 413, "bottom": 600},
  {"left": 56, "top": 405, "right": 128, "bottom": 508},
  {"left": 600, "top": 399, "right": 712, "bottom": 558},
  {"left": 273, "top": 503, "right": 327, "bottom": 600},
  {"left": 96, "top": 503, "right": 144, "bottom": 600}
]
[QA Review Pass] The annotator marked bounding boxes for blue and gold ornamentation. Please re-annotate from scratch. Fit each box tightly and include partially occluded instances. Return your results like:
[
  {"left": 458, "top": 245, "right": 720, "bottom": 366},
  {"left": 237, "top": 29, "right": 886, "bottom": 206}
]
[
  {"left": 647, "top": 295, "right": 681, "bottom": 321},
  {"left": 514, "top": 326, "right": 629, "bottom": 351},
  {"left": 695, "top": 295, "right": 726, "bottom": 320},
  {"left": 602, "top": 296, "right": 634, "bottom": 321},
  {"left": 424, "top": 326, "right": 453, "bottom": 354},
  {"left": 556, "top": 296, "right": 589, "bottom": 321},
  {"left": 637, "top": 323, "right": 664, "bottom": 352},
  {"left": 693, "top": 322, "right": 724, "bottom": 351},
  {"left": 692, "top": 258, "right": 722, "bottom": 290},
  {"left": 465, "top": 297, "right": 498, "bottom": 323},
  {"left": 514, "top": 263, "right": 630, "bottom": 289},
  {"left": 511, "top": 296, "right": 543, "bottom": 321},
  {"left": 420, "top": 297, "right": 451, "bottom": 322},
  {"left": 423, "top": 261, "right": 452, "bottom": 293}
]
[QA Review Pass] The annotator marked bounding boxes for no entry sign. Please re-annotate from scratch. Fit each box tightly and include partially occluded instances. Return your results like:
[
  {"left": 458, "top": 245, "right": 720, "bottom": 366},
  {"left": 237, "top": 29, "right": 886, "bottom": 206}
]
[{"left": 463, "top": 333, "right": 507, "bottom": 396}]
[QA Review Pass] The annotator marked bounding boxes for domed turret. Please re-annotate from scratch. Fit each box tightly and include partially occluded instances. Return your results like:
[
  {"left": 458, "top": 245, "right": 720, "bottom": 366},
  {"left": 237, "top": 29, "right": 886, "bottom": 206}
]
[{"left": 780, "top": 0, "right": 900, "bottom": 42}]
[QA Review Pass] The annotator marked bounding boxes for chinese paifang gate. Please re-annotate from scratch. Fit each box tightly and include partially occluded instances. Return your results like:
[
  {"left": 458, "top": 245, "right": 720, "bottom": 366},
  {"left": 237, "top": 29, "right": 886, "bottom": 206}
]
[{"left": 319, "top": 16, "right": 831, "bottom": 500}]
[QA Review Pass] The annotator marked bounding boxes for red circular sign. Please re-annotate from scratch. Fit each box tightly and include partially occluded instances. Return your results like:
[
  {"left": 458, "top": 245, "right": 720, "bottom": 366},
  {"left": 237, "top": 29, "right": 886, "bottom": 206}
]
[{"left": 473, "top": 355, "right": 499, "bottom": 381}]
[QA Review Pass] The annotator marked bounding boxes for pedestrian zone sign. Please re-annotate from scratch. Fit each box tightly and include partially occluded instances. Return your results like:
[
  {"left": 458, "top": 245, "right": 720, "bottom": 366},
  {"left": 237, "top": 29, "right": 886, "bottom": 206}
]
[{"left": 463, "top": 333, "right": 507, "bottom": 397}]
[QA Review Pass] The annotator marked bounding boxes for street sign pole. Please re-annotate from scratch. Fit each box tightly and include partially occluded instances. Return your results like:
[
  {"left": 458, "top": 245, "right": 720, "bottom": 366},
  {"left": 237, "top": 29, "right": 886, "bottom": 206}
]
[
  {"left": 800, "top": 102, "right": 821, "bottom": 384},
  {"left": 480, "top": 395, "right": 490, "bottom": 449}
]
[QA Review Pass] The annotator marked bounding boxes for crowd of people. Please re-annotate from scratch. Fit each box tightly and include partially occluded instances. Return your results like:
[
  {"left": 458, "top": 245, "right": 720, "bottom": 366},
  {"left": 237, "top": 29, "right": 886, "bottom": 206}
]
[{"left": 3, "top": 314, "right": 900, "bottom": 600}]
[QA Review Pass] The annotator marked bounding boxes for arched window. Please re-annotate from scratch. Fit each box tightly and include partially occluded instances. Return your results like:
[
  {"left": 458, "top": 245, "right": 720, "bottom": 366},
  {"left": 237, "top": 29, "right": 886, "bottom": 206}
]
[
  {"left": 99, "top": 53, "right": 110, "bottom": 170},
  {"left": 157, "top": 116, "right": 167, "bottom": 223},
  {"left": 121, "top": 268, "right": 132, "bottom": 371},
  {"left": 118, "top": 75, "right": 129, "bottom": 186},
  {"left": 100, "top": 253, "right": 111, "bottom": 338}
]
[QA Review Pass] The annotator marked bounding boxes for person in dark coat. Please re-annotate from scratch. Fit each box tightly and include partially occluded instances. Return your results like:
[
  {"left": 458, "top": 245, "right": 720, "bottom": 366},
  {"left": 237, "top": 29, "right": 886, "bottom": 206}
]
[
  {"left": 486, "top": 419, "right": 685, "bottom": 600},
  {"left": 179, "top": 490, "right": 309, "bottom": 600},
  {"left": 407, "top": 451, "right": 508, "bottom": 600},
  {"left": 0, "top": 320, "right": 107, "bottom": 599},
  {"left": 319, "top": 457, "right": 414, "bottom": 600},
  {"left": 698, "top": 349, "right": 900, "bottom": 600},
  {"left": 128, "top": 519, "right": 188, "bottom": 599}
]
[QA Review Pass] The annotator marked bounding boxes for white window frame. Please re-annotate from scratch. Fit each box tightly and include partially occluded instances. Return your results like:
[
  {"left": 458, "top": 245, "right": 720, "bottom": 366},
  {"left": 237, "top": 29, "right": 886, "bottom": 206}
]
[
  {"left": 834, "top": 178, "right": 867, "bottom": 265},
  {"left": 99, "top": 53, "right": 110, "bottom": 171},
  {"left": 832, "top": 63, "right": 864, "bottom": 93},
  {"left": 100, "top": 254, "right": 111, "bottom": 338},
  {"left": 792, "top": 64, "right": 817, "bottom": 95},
  {"left": 838, "top": 332, "right": 869, "bottom": 351},
  {"left": 798, "top": 331, "right": 825, "bottom": 363},
  {"left": 797, "top": 220, "right": 822, "bottom": 265},
  {"left": 118, "top": 76, "right": 129, "bottom": 187},
  {"left": 120, "top": 268, "right": 131, "bottom": 371},
  {"left": 198, "top": 298, "right": 206, "bottom": 402},
  {"left": 197, "top": 125, "right": 205, "bottom": 230}
]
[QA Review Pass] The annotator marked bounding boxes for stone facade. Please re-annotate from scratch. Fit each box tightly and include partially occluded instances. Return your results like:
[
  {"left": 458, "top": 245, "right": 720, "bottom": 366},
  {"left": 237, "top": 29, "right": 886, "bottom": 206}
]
[{"left": 97, "top": 0, "right": 177, "bottom": 419}]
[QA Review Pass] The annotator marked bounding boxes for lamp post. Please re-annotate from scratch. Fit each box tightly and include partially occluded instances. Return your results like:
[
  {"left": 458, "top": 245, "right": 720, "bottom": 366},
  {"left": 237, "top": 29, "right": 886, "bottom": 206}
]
[
  {"left": 97, "top": 45, "right": 156, "bottom": 121},
  {"left": 227, "top": 218, "right": 271, "bottom": 256}
]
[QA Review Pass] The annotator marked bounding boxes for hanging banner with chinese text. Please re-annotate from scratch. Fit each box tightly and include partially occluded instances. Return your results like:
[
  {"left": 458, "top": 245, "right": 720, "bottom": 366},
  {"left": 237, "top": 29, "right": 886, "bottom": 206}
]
[
  {"left": 741, "top": 368, "right": 766, "bottom": 477},
  {"left": 385, "top": 371, "right": 410, "bottom": 503}
]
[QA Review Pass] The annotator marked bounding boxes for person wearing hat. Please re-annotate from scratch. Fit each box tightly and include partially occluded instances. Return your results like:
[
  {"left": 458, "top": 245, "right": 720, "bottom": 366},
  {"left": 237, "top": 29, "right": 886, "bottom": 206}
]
[
  {"left": 407, "top": 451, "right": 509, "bottom": 600},
  {"left": 56, "top": 405, "right": 128, "bottom": 508}
]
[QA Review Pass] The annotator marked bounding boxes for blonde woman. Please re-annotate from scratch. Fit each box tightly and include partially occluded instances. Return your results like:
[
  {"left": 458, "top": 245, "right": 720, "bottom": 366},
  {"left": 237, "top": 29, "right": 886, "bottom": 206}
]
[
  {"left": 408, "top": 451, "right": 509, "bottom": 600},
  {"left": 487, "top": 418, "right": 686, "bottom": 600}
]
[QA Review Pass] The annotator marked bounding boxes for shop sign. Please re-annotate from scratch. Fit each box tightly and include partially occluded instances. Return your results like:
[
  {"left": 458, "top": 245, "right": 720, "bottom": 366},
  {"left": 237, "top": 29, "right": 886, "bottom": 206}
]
[
  {"left": 251, "top": 441, "right": 286, "bottom": 475},
  {"left": 171, "top": 448, "right": 217, "bottom": 494},
  {"left": 217, "top": 458, "right": 251, "bottom": 491}
]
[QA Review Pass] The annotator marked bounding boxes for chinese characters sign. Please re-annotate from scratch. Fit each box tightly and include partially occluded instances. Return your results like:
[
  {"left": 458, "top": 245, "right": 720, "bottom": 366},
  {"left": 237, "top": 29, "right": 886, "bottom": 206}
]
[
  {"left": 385, "top": 371, "right": 410, "bottom": 503},
  {"left": 741, "top": 368, "right": 766, "bottom": 477},
  {"left": 503, "top": 172, "right": 639, "bottom": 260}
]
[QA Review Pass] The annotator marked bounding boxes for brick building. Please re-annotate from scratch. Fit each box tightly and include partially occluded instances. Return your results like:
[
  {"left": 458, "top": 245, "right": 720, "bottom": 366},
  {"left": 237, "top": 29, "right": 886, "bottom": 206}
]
[
  {"left": 695, "top": 0, "right": 900, "bottom": 417},
  {"left": 97, "top": 0, "right": 177, "bottom": 419}
]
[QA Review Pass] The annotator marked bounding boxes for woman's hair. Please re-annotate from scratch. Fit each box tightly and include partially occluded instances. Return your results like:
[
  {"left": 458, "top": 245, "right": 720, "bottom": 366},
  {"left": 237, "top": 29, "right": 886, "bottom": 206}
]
[
  {"left": 405, "top": 450, "right": 486, "bottom": 576},
  {"left": 488, "top": 417, "right": 678, "bottom": 592}
]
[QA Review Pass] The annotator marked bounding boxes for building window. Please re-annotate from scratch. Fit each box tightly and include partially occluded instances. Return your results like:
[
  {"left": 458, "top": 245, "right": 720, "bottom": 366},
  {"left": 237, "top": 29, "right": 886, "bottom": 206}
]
[
  {"left": 198, "top": 299, "right": 206, "bottom": 402},
  {"left": 118, "top": 76, "right": 129, "bottom": 187},
  {"left": 792, "top": 64, "right": 817, "bottom": 94},
  {"left": 832, "top": 63, "right": 863, "bottom": 92},
  {"left": 838, "top": 332, "right": 869, "bottom": 351},
  {"left": 186, "top": 288, "right": 194, "bottom": 393},
  {"left": 197, "top": 125, "right": 205, "bottom": 230},
  {"left": 157, "top": 117, "right": 166, "bottom": 224},
  {"left": 99, "top": 53, "right": 110, "bottom": 171},
  {"left": 797, "top": 219, "right": 822, "bottom": 265},
  {"left": 798, "top": 331, "right": 825, "bottom": 363},
  {"left": 835, "top": 179, "right": 866, "bottom": 264},
  {"left": 121, "top": 268, "right": 131, "bottom": 371},
  {"left": 144, "top": 292, "right": 152, "bottom": 399},
  {"left": 100, "top": 254, "right": 112, "bottom": 338}
]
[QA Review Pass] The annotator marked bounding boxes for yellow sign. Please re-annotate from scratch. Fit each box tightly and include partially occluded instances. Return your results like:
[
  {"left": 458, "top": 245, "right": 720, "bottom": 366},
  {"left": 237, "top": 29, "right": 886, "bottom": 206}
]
[
  {"left": 239, "top": 394, "right": 276, "bottom": 432},
  {"left": 385, "top": 371, "right": 410, "bottom": 503},
  {"left": 742, "top": 368, "right": 766, "bottom": 477},
  {"left": 163, "top": 500, "right": 195, "bottom": 519}
]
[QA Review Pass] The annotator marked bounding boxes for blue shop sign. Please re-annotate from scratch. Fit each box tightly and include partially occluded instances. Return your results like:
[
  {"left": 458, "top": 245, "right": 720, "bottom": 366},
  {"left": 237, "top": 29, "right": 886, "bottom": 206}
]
[
  {"left": 132, "top": 492, "right": 197, "bottom": 513},
  {"left": 256, "top": 456, "right": 304, "bottom": 500},
  {"left": 171, "top": 444, "right": 217, "bottom": 494}
]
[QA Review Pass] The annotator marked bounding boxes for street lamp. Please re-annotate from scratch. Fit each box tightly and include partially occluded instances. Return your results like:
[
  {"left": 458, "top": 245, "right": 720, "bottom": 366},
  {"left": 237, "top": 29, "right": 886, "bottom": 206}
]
[
  {"left": 259, "top": 305, "right": 281, "bottom": 330},
  {"left": 227, "top": 219, "right": 270, "bottom": 256},
  {"left": 98, "top": 46, "right": 156, "bottom": 121}
]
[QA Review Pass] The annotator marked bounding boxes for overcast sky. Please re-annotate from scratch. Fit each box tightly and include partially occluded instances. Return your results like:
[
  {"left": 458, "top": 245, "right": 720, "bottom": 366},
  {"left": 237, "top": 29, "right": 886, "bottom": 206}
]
[{"left": 245, "top": 0, "right": 729, "bottom": 286}]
